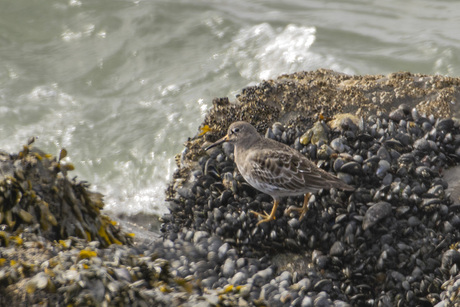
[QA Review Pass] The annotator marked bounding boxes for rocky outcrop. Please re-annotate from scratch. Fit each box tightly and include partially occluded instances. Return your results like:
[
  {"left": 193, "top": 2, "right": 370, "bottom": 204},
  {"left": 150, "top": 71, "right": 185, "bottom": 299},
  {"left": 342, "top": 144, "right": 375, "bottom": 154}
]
[
  {"left": 165, "top": 70, "right": 460, "bottom": 306},
  {"left": 3, "top": 70, "right": 460, "bottom": 306}
]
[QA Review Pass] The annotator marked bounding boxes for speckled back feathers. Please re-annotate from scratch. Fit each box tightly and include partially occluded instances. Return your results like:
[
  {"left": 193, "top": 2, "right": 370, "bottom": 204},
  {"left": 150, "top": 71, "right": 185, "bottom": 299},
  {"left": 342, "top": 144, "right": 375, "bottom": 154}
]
[{"left": 223, "top": 122, "right": 354, "bottom": 199}]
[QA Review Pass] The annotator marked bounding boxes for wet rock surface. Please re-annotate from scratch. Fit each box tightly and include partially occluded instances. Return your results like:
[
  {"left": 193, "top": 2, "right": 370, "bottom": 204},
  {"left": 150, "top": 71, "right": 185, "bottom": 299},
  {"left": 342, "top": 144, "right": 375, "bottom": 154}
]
[
  {"left": 3, "top": 70, "right": 460, "bottom": 306},
  {"left": 165, "top": 70, "right": 460, "bottom": 306}
]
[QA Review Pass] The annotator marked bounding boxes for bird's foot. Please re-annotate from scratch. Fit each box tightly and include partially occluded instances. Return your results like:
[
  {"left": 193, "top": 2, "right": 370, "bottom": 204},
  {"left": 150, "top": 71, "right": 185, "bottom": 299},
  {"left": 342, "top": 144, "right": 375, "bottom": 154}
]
[
  {"left": 285, "top": 193, "right": 311, "bottom": 221},
  {"left": 250, "top": 210, "right": 276, "bottom": 225},
  {"left": 285, "top": 205, "right": 308, "bottom": 221}
]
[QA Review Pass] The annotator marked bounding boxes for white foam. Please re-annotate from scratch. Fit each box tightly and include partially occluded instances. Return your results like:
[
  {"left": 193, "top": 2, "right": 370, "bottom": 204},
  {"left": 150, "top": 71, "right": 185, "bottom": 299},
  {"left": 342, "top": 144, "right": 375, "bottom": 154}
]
[
  {"left": 103, "top": 183, "right": 170, "bottom": 217},
  {"left": 227, "top": 23, "right": 354, "bottom": 81}
]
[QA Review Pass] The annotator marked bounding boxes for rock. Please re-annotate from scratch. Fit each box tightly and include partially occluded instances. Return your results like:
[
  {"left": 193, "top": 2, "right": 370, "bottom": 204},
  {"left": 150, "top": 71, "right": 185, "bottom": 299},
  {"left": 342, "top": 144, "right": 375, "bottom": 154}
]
[{"left": 5, "top": 70, "right": 460, "bottom": 306}]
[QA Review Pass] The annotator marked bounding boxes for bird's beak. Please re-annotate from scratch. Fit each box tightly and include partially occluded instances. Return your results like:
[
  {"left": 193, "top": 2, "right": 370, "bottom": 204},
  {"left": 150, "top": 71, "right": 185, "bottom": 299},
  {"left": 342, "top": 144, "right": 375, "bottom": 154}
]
[{"left": 205, "top": 134, "right": 229, "bottom": 151}]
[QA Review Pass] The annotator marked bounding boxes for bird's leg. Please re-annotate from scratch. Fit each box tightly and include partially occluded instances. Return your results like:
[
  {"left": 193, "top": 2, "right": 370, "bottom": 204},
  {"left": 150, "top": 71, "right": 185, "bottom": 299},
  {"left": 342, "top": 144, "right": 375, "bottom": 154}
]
[
  {"left": 250, "top": 200, "right": 279, "bottom": 225},
  {"left": 285, "top": 193, "right": 311, "bottom": 221}
]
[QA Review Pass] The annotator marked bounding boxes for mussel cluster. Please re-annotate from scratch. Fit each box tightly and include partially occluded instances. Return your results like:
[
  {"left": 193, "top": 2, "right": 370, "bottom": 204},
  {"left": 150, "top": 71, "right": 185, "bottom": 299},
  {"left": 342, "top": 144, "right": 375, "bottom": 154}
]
[{"left": 164, "top": 103, "right": 460, "bottom": 306}]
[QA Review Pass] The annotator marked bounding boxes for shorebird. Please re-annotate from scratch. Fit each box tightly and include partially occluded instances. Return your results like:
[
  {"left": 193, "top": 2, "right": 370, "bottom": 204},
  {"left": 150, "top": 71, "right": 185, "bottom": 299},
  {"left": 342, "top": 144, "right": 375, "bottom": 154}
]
[{"left": 206, "top": 121, "right": 354, "bottom": 225}]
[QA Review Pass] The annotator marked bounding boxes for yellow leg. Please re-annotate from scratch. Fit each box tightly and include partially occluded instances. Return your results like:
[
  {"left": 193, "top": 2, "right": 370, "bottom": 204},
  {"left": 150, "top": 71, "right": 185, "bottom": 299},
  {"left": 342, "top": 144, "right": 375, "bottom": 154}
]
[
  {"left": 285, "top": 193, "right": 311, "bottom": 221},
  {"left": 250, "top": 200, "right": 279, "bottom": 226}
]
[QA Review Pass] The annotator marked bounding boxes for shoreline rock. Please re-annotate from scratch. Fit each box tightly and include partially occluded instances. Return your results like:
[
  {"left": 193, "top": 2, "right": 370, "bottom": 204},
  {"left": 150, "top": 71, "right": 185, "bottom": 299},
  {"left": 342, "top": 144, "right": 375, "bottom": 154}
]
[
  {"left": 165, "top": 70, "right": 460, "bottom": 306},
  {"left": 2, "top": 70, "right": 460, "bottom": 306}
]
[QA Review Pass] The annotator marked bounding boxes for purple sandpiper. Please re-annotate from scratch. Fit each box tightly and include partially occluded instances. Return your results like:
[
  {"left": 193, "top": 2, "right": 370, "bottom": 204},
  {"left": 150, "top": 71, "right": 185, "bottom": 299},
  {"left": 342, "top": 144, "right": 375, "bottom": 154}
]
[{"left": 205, "top": 121, "right": 354, "bottom": 225}]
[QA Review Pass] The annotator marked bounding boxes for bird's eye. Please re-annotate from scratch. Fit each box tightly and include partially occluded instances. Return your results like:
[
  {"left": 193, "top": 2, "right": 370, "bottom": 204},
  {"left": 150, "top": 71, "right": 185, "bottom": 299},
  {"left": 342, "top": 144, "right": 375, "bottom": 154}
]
[{"left": 232, "top": 128, "right": 240, "bottom": 134}]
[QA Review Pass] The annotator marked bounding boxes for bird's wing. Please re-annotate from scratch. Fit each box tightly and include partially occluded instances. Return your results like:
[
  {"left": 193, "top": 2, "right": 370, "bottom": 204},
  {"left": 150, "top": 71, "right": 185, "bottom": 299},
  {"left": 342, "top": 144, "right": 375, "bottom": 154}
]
[{"left": 246, "top": 148, "right": 328, "bottom": 192}]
